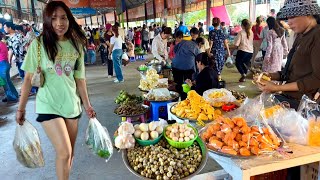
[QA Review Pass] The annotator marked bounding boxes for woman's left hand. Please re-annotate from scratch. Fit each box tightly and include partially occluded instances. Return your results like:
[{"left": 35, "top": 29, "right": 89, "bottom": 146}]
[
  {"left": 257, "top": 80, "right": 280, "bottom": 93},
  {"left": 85, "top": 106, "right": 96, "bottom": 118}
]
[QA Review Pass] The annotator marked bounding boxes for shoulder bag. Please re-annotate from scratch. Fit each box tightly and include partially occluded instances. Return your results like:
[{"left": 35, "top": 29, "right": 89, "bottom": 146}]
[{"left": 31, "top": 39, "right": 45, "bottom": 87}]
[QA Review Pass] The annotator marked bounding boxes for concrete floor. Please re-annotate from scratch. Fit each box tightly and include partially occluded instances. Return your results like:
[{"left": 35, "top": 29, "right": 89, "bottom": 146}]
[{"left": 0, "top": 54, "right": 259, "bottom": 180}]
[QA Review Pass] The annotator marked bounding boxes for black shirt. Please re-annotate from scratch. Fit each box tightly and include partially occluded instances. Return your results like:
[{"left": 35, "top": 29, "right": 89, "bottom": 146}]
[{"left": 192, "top": 66, "right": 219, "bottom": 95}]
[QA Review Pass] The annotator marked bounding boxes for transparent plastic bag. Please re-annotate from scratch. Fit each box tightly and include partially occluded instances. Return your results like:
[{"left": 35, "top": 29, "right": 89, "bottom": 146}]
[
  {"left": 298, "top": 95, "right": 320, "bottom": 146},
  {"left": 203, "top": 88, "right": 237, "bottom": 107},
  {"left": 146, "top": 88, "right": 171, "bottom": 101},
  {"left": 86, "top": 118, "right": 113, "bottom": 162},
  {"left": 266, "top": 108, "right": 308, "bottom": 145},
  {"left": 200, "top": 116, "right": 282, "bottom": 157},
  {"left": 115, "top": 122, "right": 135, "bottom": 149},
  {"left": 13, "top": 120, "right": 44, "bottom": 168},
  {"left": 225, "top": 56, "right": 235, "bottom": 68}
]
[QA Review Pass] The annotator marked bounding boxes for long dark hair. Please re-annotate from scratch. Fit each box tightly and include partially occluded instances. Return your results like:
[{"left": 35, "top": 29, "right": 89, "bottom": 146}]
[
  {"left": 112, "top": 26, "right": 119, "bottom": 37},
  {"left": 266, "top": 17, "right": 284, "bottom": 38},
  {"left": 42, "top": 1, "right": 86, "bottom": 61},
  {"left": 241, "top": 19, "right": 251, "bottom": 39},
  {"left": 196, "top": 52, "right": 214, "bottom": 67}
]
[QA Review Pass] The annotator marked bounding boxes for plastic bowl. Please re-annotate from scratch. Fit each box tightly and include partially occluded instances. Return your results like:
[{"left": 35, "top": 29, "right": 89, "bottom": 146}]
[
  {"left": 135, "top": 133, "right": 163, "bottom": 146},
  {"left": 164, "top": 125, "right": 198, "bottom": 149},
  {"left": 182, "top": 84, "right": 191, "bottom": 93}
]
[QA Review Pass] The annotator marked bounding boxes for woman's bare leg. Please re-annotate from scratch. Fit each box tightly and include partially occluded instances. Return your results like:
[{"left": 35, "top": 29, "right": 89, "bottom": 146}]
[
  {"left": 42, "top": 118, "right": 72, "bottom": 180},
  {"left": 64, "top": 119, "right": 79, "bottom": 168}
]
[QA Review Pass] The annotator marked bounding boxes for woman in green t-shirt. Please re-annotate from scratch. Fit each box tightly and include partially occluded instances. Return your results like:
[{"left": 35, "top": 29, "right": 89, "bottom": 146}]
[{"left": 16, "top": 1, "right": 96, "bottom": 179}]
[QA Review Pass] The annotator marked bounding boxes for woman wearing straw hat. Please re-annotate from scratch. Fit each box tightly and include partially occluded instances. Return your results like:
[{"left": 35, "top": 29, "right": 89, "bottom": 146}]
[{"left": 255, "top": 0, "right": 320, "bottom": 109}]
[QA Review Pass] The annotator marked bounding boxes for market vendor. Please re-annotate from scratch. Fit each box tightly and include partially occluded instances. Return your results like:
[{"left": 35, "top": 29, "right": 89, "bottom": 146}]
[
  {"left": 256, "top": 0, "right": 320, "bottom": 110},
  {"left": 172, "top": 31, "right": 201, "bottom": 100},
  {"left": 185, "top": 52, "right": 219, "bottom": 95},
  {"left": 151, "top": 27, "right": 171, "bottom": 63}
]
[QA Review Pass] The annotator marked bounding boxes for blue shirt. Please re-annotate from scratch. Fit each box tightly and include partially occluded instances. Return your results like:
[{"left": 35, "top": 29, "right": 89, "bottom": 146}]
[
  {"left": 172, "top": 40, "right": 201, "bottom": 71},
  {"left": 178, "top": 25, "right": 190, "bottom": 35}
]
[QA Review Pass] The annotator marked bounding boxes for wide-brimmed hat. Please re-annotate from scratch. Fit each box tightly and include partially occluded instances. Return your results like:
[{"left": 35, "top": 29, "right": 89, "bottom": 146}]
[{"left": 277, "top": 0, "right": 320, "bottom": 19}]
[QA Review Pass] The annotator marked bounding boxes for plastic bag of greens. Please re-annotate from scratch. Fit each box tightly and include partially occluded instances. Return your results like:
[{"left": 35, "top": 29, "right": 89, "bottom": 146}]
[
  {"left": 86, "top": 118, "right": 113, "bottom": 162},
  {"left": 13, "top": 120, "right": 45, "bottom": 168}
]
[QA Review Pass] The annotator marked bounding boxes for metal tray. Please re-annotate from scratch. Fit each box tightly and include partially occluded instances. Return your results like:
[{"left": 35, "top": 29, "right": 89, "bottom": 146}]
[
  {"left": 144, "top": 91, "right": 180, "bottom": 102},
  {"left": 170, "top": 103, "right": 204, "bottom": 122},
  {"left": 198, "top": 123, "right": 284, "bottom": 159},
  {"left": 122, "top": 137, "right": 208, "bottom": 180},
  {"left": 114, "top": 104, "right": 149, "bottom": 117}
]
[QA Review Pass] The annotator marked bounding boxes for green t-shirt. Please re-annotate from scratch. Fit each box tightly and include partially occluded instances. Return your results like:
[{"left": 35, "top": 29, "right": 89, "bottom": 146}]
[{"left": 22, "top": 38, "right": 85, "bottom": 118}]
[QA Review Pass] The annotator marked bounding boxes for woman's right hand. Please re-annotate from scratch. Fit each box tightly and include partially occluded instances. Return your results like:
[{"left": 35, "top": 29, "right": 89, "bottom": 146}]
[{"left": 16, "top": 110, "right": 25, "bottom": 125}]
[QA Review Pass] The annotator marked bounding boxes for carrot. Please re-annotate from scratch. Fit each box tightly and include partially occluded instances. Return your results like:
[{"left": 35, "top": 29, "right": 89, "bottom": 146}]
[
  {"left": 240, "top": 147, "right": 251, "bottom": 156},
  {"left": 221, "top": 146, "right": 238, "bottom": 155},
  {"left": 209, "top": 139, "right": 224, "bottom": 150}
]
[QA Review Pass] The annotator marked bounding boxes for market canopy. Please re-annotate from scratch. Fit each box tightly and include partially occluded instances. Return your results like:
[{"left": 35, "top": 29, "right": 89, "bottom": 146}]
[{"left": 53, "top": 0, "right": 116, "bottom": 17}]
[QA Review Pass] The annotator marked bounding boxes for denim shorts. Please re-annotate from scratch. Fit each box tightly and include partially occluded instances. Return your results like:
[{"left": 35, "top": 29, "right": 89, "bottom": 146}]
[{"left": 36, "top": 113, "right": 82, "bottom": 122}]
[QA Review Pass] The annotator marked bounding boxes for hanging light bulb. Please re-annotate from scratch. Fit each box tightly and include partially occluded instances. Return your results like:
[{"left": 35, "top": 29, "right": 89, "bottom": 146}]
[{"left": 4, "top": 13, "right": 10, "bottom": 20}]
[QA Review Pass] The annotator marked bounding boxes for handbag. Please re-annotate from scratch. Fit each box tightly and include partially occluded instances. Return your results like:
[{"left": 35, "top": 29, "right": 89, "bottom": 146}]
[{"left": 31, "top": 39, "right": 45, "bottom": 87}]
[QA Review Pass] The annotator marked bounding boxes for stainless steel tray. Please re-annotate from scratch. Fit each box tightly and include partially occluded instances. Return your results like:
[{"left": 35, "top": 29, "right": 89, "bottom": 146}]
[
  {"left": 144, "top": 91, "right": 179, "bottom": 102},
  {"left": 122, "top": 137, "right": 208, "bottom": 180}
]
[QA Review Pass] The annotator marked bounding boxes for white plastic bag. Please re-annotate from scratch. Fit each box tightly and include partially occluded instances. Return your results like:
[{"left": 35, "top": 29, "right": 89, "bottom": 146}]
[
  {"left": 85, "top": 118, "right": 113, "bottom": 162},
  {"left": 13, "top": 120, "right": 45, "bottom": 168},
  {"left": 115, "top": 122, "right": 135, "bottom": 149},
  {"left": 203, "top": 88, "right": 237, "bottom": 106},
  {"left": 225, "top": 56, "right": 235, "bottom": 68},
  {"left": 146, "top": 88, "right": 171, "bottom": 101}
]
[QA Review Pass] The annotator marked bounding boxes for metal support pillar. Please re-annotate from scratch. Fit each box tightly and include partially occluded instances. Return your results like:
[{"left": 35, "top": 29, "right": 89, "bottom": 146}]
[
  {"left": 30, "top": 0, "right": 36, "bottom": 22},
  {"left": 144, "top": 3, "right": 148, "bottom": 25},
  {"left": 206, "top": 0, "right": 211, "bottom": 31},
  {"left": 181, "top": 0, "right": 185, "bottom": 23}
]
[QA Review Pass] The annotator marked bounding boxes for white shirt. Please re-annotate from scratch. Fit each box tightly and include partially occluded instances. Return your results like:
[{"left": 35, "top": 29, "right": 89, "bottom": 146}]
[
  {"left": 110, "top": 36, "right": 123, "bottom": 51},
  {"left": 149, "top": 31, "right": 155, "bottom": 39},
  {"left": 151, "top": 34, "right": 168, "bottom": 61},
  {"left": 234, "top": 30, "right": 254, "bottom": 53}
]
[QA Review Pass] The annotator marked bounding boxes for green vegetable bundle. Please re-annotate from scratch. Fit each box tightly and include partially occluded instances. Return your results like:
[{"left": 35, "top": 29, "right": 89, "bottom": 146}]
[{"left": 86, "top": 118, "right": 113, "bottom": 161}]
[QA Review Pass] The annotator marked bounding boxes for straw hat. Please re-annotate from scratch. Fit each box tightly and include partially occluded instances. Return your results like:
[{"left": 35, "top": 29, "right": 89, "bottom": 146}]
[{"left": 277, "top": 0, "right": 320, "bottom": 19}]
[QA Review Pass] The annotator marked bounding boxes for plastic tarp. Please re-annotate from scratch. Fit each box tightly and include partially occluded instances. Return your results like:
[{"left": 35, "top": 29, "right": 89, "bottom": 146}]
[{"left": 210, "top": 5, "right": 231, "bottom": 25}]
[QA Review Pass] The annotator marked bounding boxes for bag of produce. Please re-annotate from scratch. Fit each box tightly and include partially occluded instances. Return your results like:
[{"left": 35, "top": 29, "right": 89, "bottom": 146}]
[
  {"left": 146, "top": 88, "right": 171, "bottom": 101},
  {"left": 13, "top": 120, "right": 45, "bottom": 168},
  {"left": 203, "top": 88, "right": 237, "bottom": 107},
  {"left": 267, "top": 109, "right": 308, "bottom": 145},
  {"left": 201, "top": 116, "right": 282, "bottom": 156},
  {"left": 115, "top": 122, "right": 135, "bottom": 149},
  {"left": 297, "top": 95, "right": 320, "bottom": 146},
  {"left": 86, "top": 118, "right": 113, "bottom": 162}
]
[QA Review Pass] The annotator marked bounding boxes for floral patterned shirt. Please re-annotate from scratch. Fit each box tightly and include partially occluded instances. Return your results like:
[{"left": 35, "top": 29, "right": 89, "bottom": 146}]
[{"left": 7, "top": 32, "right": 27, "bottom": 63}]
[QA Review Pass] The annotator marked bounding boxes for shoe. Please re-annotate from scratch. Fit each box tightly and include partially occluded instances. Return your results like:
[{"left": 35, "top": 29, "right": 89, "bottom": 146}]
[
  {"left": 114, "top": 79, "right": 124, "bottom": 83},
  {"left": 239, "top": 76, "right": 246, "bottom": 82},
  {"left": 102, "top": 63, "right": 106, "bottom": 66},
  {"left": 2, "top": 98, "right": 7, "bottom": 102},
  {"left": 107, "top": 75, "right": 112, "bottom": 78},
  {"left": 29, "top": 92, "right": 36, "bottom": 96}
]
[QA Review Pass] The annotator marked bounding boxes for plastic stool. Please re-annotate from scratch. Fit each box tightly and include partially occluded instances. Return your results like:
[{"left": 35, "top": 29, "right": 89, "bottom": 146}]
[
  {"left": 129, "top": 56, "right": 136, "bottom": 62},
  {"left": 150, "top": 101, "right": 172, "bottom": 121}
]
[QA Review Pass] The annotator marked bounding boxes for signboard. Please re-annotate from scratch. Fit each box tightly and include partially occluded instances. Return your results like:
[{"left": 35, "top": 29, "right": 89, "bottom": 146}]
[
  {"left": 3, "top": 0, "right": 17, "bottom": 8},
  {"left": 56, "top": 0, "right": 89, "bottom": 8},
  {"left": 71, "top": 8, "right": 96, "bottom": 15},
  {"left": 167, "top": 0, "right": 181, "bottom": 9},
  {"left": 90, "top": 0, "right": 116, "bottom": 8},
  {"left": 105, "top": 12, "right": 115, "bottom": 23},
  {"left": 155, "top": 0, "right": 164, "bottom": 13},
  {"left": 146, "top": 1, "right": 154, "bottom": 16}
]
